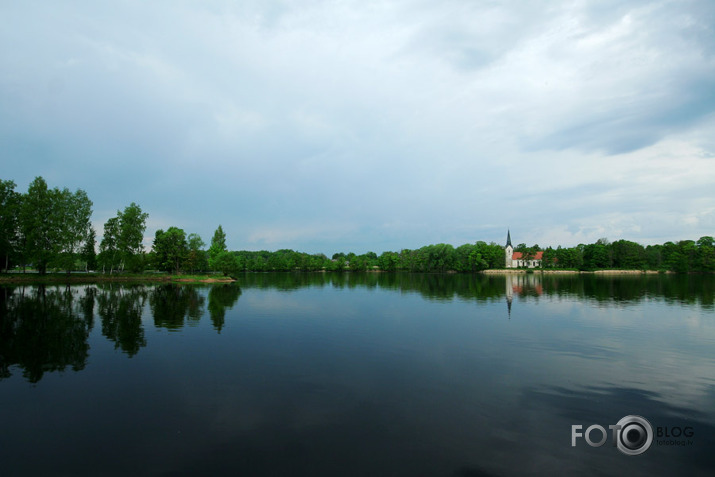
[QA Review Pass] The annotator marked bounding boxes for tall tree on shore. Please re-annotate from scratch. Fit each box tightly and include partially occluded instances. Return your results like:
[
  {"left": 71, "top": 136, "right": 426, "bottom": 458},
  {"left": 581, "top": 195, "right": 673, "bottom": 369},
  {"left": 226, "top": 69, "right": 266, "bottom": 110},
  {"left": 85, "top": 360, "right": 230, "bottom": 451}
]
[
  {"left": 208, "top": 225, "right": 227, "bottom": 270},
  {"left": 100, "top": 216, "right": 120, "bottom": 274},
  {"left": 153, "top": 227, "right": 188, "bottom": 274},
  {"left": 55, "top": 188, "right": 93, "bottom": 273},
  {"left": 19, "top": 177, "right": 56, "bottom": 274},
  {"left": 118, "top": 202, "right": 148, "bottom": 272},
  {"left": 0, "top": 179, "right": 20, "bottom": 271},
  {"left": 82, "top": 227, "right": 97, "bottom": 271},
  {"left": 186, "top": 233, "right": 206, "bottom": 274}
]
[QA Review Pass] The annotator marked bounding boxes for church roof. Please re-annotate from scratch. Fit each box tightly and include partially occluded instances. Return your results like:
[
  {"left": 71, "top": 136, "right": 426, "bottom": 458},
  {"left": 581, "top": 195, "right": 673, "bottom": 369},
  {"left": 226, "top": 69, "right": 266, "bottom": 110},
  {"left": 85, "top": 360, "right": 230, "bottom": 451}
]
[
  {"left": 512, "top": 251, "right": 544, "bottom": 260},
  {"left": 506, "top": 230, "right": 512, "bottom": 247}
]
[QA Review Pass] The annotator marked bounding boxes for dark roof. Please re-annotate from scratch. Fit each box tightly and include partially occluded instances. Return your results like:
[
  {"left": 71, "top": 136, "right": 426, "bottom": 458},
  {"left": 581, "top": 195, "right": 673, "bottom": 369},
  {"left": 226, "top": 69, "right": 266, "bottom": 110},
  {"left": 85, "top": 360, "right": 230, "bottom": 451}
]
[{"left": 506, "top": 230, "right": 512, "bottom": 248}]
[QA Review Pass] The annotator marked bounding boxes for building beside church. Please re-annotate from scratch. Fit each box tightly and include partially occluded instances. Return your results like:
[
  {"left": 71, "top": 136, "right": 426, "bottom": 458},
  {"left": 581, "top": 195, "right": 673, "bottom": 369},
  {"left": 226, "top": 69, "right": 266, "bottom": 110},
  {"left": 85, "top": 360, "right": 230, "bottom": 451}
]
[{"left": 505, "top": 230, "right": 544, "bottom": 268}]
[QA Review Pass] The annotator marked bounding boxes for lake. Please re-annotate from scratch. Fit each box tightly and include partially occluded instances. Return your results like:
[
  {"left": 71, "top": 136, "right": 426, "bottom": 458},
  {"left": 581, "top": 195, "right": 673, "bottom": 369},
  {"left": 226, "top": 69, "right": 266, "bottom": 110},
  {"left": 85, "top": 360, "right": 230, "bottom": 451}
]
[{"left": 1, "top": 272, "right": 714, "bottom": 476}]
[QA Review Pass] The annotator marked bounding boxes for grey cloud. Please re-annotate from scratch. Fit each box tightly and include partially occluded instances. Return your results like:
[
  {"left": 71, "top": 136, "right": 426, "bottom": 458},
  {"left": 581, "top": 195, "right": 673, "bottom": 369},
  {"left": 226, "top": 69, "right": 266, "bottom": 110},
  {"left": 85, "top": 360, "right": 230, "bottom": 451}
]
[{"left": 1, "top": 0, "right": 714, "bottom": 252}]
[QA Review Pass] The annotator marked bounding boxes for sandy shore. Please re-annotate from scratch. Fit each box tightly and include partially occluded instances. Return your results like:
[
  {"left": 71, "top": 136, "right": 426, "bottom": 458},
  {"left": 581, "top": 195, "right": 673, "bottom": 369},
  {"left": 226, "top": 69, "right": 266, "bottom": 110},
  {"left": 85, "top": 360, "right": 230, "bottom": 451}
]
[{"left": 482, "top": 269, "right": 664, "bottom": 274}]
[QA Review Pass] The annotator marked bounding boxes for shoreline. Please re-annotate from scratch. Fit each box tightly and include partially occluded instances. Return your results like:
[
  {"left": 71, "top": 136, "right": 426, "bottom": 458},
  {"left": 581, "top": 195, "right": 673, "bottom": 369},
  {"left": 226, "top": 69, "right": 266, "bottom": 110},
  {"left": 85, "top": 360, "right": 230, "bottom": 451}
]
[
  {"left": 481, "top": 269, "right": 667, "bottom": 274},
  {"left": 0, "top": 273, "right": 236, "bottom": 284},
  {"left": 0, "top": 269, "right": 675, "bottom": 284}
]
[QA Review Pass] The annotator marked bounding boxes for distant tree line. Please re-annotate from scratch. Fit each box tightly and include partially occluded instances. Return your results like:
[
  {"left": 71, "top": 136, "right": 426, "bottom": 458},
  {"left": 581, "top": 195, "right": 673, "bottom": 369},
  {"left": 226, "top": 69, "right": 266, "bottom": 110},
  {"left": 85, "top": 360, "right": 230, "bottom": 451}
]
[
  {"left": 538, "top": 237, "right": 715, "bottom": 273},
  {"left": 2, "top": 176, "right": 714, "bottom": 275}
]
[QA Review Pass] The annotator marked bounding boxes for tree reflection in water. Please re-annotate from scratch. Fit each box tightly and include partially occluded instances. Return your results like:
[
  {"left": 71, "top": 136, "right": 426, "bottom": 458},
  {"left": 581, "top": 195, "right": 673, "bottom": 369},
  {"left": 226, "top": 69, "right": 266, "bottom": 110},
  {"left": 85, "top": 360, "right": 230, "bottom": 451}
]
[
  {"left": 150, "top": 284, "right": 205, "bottom": 331},
  {"left": 96, "top": 284, "right": 149, "bottom": 357},
  {"left": 1, "top": 273, "right": 711, "bottom": 384},
  {"left": 0, "top": 283, "right": 244, "bottom": 382},
  {"left": 0, "top": 285, "right": 92, "bottom": 383},
  {"left": 208, "top": 284, "right": 242, "bottom": 333}
]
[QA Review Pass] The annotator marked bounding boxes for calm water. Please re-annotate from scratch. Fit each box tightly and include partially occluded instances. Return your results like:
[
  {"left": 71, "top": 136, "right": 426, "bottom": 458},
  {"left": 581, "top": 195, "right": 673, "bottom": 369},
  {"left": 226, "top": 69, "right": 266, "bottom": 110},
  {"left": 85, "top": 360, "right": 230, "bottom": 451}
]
[{"left": 1, "top": 273, "right": 714, "bottom": 476}]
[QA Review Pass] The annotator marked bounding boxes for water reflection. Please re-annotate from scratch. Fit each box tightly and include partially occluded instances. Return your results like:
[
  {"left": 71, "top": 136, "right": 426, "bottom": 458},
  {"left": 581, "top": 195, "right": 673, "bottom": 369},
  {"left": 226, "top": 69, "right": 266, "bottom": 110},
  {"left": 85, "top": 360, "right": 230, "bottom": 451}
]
[
  {"left": 97, "top": 284, "right": 148, "bottom": 357},
  {"left": 0, "top": 285, "right": 92, "bottom": 383},
  {"left": 1, "top": 274, "right": 713, "bottom": 383},
  {"left": 150, "top": 284, "right": 206, "bottom": 331},
  {"left": 0, "top": 274, "right": 713, "bottom": 476},
  {"left": 0, "top": 283, "right": 243, "bottom": 381},
  {"left": 234, "top": 271, "right": 714, "bottom": 309},
  {"left": 208, "top": 284, "right": 242, "bottom": 333}
]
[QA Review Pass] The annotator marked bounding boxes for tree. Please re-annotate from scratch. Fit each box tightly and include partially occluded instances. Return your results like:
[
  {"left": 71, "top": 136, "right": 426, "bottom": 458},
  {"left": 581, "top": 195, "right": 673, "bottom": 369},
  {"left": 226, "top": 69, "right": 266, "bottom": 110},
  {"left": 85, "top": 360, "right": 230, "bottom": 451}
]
[
  {"left": 468, "top": 249, "right": 488, "bottom": 271},
  {"left": 19, "top": 177, "right": 56, "bottom": 274},
  {"left": 208, "top": 225, "right": 227, "bottom": 270},
  {"left": 54, "top": 188, "right": 93, "bottom": 273},
  {"left": 378, "top": 251, "right": 399, "bottom": 271},
  {"left": 118, "top": 203, "right": 148, "bottom": 272},
  {"left": 645, "top": 244, "right": 662, "bottom": 270},
  {"left": 611, "top": 239, "right": 646, "bottom": 270},
  {"left": 582, "top": 239, "right": 612, "bottom": 270},
  {"left": 696, "top": 236, "right": 715, "bottom": 271},
  {"left": 186, "top": 233, "right": 207, "bottom": 273},
  {"left": 0, "top": 179, "right": 20, "bottom": 271},
  {"left": 153, "top": 227, "right": 188, "bottom": 273},
  {"left": 474, "top": 241, "right": 504, "bottom": 269},
  {"left": 212, "top": 251, "right": 241, "bottom": 277},
  {"left": 100, "top": 217, "right": 120, "bottom": 273},
  {"left": 82, "top": 228, "right": 97, "bottom": 271}
]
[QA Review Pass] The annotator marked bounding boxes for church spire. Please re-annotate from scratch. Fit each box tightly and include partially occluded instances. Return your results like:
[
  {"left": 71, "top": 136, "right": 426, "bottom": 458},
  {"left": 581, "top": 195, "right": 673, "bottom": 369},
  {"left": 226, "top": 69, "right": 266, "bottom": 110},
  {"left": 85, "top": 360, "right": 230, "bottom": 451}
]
[{"left": 506, "top": 229, "right": 512, "bottom": 248}]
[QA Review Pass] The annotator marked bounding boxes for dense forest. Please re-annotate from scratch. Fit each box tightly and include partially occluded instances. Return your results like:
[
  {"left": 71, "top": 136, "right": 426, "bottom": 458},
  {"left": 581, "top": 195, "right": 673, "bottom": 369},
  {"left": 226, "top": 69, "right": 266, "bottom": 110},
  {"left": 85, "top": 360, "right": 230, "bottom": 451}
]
[{"left": 1, "top": 176, "right": 714, "bottom": 275}]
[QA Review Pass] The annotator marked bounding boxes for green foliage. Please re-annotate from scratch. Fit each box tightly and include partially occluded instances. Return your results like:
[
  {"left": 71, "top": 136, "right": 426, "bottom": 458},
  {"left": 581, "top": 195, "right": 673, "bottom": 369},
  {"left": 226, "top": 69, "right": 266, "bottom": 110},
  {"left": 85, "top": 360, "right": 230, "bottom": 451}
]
[
  {"left": 378, "top": 251, "right": 399, "bottom": 271},
  {"left": 100, "top": 216, "right": 120, "bottom": 273},
  {"left": 610, "top": 239, "right": 646, "bottom": 270},
  {"left": 153, "top": 227, "right": 188, "bottom": 273},
  {"left": 0, "top": 179, "right": 20, "bottom": 271},
  {"left": 99, "top": 203, "right": 147, "bottom": 273},
  {"left": 118, "top": 203, "right": 148, "bottom": 271},
  {"left": 208, "top": 225, "right": 227, "bottom": 266},
  {"left": 81, "top": 228, "right": 97, "bottom": 271},
  {"left": 582, "top": 241, "right": 612, "bottom": 270},
  {"left": 697, "top": 236, "right": 715, "bottom": 271},
  {"left": 212, "top": 251, "right": 241, "bottom": 277},
  {"left": 54, "top": 188, "right": 93, "bottom": 273},
  {"left": 19, "top": 177, "right": 55, "bottom": 274},
  {"left": 4, "top": 176, "right": 715, "bottom": 275},
  {"left": 14, "top": 177, "right": 93, "bottom": 274},
  {"left": 186, "top": 233, "right": 207, "bottom": 273}
]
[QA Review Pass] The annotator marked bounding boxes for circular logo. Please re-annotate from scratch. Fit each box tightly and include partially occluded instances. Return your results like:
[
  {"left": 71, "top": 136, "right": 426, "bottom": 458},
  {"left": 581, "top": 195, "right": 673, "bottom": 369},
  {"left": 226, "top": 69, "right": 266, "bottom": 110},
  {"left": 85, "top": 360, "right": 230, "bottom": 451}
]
[{"left": 616, "top": 415, "right": 653, "bottom": 456}]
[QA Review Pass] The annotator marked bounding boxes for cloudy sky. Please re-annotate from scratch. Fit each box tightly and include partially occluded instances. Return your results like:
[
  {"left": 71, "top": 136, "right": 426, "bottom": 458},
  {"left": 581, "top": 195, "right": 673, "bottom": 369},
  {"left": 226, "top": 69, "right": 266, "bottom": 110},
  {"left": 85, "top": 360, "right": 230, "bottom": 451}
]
[{"left": 2, "top": 0, "right": 714, "bottom": 254}]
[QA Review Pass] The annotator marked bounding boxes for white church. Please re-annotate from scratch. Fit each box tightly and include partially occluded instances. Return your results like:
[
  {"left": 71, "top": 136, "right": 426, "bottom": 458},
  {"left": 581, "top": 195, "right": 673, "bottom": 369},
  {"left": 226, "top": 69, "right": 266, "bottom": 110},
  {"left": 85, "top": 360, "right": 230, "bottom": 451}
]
[{"left": 504, "top": 230, "right": 544, "bottom": 268}]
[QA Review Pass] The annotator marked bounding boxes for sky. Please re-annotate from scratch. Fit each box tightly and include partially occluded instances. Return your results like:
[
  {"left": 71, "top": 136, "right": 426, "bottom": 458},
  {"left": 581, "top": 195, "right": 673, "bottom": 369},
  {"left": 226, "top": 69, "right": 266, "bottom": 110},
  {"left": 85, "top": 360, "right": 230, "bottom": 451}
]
[{"left": 1, "top": 0, "right": 714, "bottom": 255}]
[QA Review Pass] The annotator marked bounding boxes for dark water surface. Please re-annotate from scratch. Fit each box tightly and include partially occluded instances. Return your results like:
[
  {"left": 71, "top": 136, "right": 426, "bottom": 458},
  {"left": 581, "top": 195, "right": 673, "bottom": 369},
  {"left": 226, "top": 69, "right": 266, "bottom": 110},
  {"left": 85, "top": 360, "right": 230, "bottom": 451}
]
[{"left": 1, "top": 273, "right": 714, "bottom": 476}]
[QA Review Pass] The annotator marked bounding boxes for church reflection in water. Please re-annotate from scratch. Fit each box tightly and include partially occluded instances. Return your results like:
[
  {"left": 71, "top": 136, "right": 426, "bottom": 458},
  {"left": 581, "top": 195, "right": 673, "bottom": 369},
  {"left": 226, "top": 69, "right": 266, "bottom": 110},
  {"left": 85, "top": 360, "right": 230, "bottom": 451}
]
[{"left": 505, "top": 273, "right": 543, "bottom": 317}]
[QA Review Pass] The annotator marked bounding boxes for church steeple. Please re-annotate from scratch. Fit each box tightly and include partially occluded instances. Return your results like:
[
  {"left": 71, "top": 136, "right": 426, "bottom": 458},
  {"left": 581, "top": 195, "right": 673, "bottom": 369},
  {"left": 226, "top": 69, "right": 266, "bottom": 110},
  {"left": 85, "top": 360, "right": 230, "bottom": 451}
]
[{"left": 505, "top": 229, "right": 514, "bottom": 268}]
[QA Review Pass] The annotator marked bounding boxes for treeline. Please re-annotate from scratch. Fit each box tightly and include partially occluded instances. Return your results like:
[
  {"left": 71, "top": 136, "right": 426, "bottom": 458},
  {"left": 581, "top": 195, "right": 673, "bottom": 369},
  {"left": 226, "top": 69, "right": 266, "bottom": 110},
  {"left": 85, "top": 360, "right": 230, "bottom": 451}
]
[
  {"left": 0, "top": 177, "right": 149, "bottom": 274},
  {"left": 224, "top": 242, "right": 505, "bottom": 274},
  {"left": 538, "top": 238, "right": 715, "bottom": 272},
  {"left": 2, "top": 177, "right": 714, "bottom": 275}
]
